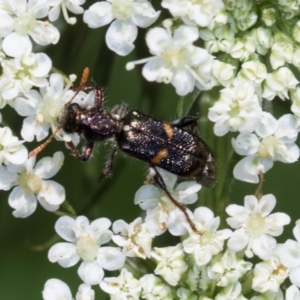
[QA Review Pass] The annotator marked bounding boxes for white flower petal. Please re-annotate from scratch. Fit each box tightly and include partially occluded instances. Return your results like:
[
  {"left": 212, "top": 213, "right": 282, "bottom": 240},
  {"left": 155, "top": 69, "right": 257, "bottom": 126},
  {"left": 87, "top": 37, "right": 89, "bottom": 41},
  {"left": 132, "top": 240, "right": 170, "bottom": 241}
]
[
  {"left": 255, "top": 112, "right": 278, "bottom": 138},
  {"left": 90, "top": 218, "right": 112, "bottom": 245},
  {"left": 48, "top": 5, "right": 60, "bottom": 21},
  {"left": 252, "top": 235, "right": 276, "bottom": 260},
  {"left": 43, "top": 278, "right": 72, "bottom": 300},
  {"left": 173, "top": 26, "right": 199, "bottom": 48},
  {"left": 290, "top": 267, "right": 300, "bottom": 288},
  {"left": 232, "top": 134, "right": 260, "bottom": 156},
  {"left": 131, "top": 2, "right": 160, "bottom": 28},
  {"left": 278, "top": 240, "right": 300, "bottom": 268},
  {"left": 34, "top": 152, "right": 64, "bottom": 179},
  {"left": 233, "top": 156, "right": 273, "bottom": 183},
  {"left": 29, "top": 21, "right": 60, "bottom": 45},
  {"left": 227, "top": 231, "right": 249, "bottom": 252},
  {"left": 171, "top": 68, "right": 195, "bottom": 96},
  {"left": 28, "top": 0, "right": 50, "bottom": 18},
  {"left": 78, "top": 261, "right": 104, "bottom": 285},
  {"left": 285, "top": 285, "right": 300, "bottom": 300},
  {"left": 48, "top": 242, "right": 80, "bottom": 267},
  {"left": 142, "top": 58, "right": 164, "bottom": 81},
  {"left": 8, "top": 186, "right": 37, "bottom": 218},
  {"left": 134, "top": 184, "right": 160, "bottom": 210},
  {"left": 146, "top": 27, "right": 169, "bottom": 55},
  {"left": 2, "top": 32, "right": 32, "bottom": 57},
  {"left": 83, "top": 2, "right": 113, "bottom": 28},
  {"left": 168, "top": 209, "right": 189, "bottom": 236},
  {"left": 15, "top": 90, "right": 42, "bottom": 116},
  {"left": 0, "top": 14, "right": 14, "bottom": 38},
  {"left": 105, "top": 20, "right": 137, "bottom": 56},
  {"left": 37, "top": 180, "right": 65, "bottom": 207},
  {"left": 29, "top": 52, "right": 52, "bottom": 77},
  {"left": 4, "top": 144, "right": 28, "bottom": 165},
  {"left": 66, "top": 0, "right": 85, "bottom": 14},
  {"left": 194, "top": 206, "right": 214, "bottom": 225},
  {"left": 97, "top": 246, "right": 126, "bottom": 270},
  {"left": 0, "top": 165, "right": 18, "bottom": 190},
  {"left": 55, "top": 216, "right": 77, "bottom": 242}
]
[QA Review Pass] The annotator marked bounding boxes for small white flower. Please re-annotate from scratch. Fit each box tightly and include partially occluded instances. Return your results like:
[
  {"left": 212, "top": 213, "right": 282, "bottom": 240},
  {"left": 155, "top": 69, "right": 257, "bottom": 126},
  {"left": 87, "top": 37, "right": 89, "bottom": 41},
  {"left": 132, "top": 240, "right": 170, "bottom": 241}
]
[
  {"left": 42, "top": 278, "right": 72, "bottom": 300},
  {"left": 0, "top": 0, "right": 59, "bottom": 57},
  {"left": 83, "top": 0, "right": 160, "bottom": 56},
  {"left": 251, "top": 27, "right": 273, "bottom": 55},
  {"left": 151, "top": 243, "right": 187, "bottom": 286},
  {"left": 199, "top": 25, "right": 235, "bottom": 54},
  {"left": 134, "top": 168, "right": 201, "bottom": 236},
  {"left": 112, "top": 217, "right": 153, "bottom": 259},
  {"left": 236, "top": 11, "right": 258, "bottom": 32},
  {"left": 212, "top": 60, "right": 236, "bottom": 87},
  {"left": 0, "top": 126, "right": 27, "bottom": 165},
  {"left": 177, "top": 287, "right": 197, "bottom": 300},
  {"left": 270, "top": 41, "right": 293, "bottom": 70},
  {"left": 261, "top": 7, "right": 276, "bottom": 26},
  {"left": 233, "top": 155, "right": 273, "bottom": 183},
  {"left": 286, "top": 285, "right": 300, "bottom": 300},
  {"left": 7, "top": 151, "right": 65, "bottom": 217},
  {"left": 291, "top": 87, "right": 300, "bottom": 124},
  {"left": 75, "top": 283, "right": 95, "bottom": 300},
  {"left": 0, "top": 165, "right": 18, "bottom": 190},
  {"left": 127, "top": 23, "right": 214, "bottom": 96},
  {"left": 238, "top": 60, "right": 267, "bottom": 85},
  {"left": 263, "top": 67, "right": 299, "bottom": 101},
  {"left": 42, "top": 279, "right": 95, "bottom": 300},
  {"left": 232, "top": 113, "right": 300, "bottom": 183},
  {"left": 252, "top": 256, "right": 289, "bottom": 293},
  {"left": 48, "top": 0, "right": 85, "bottom": 24},
  {"left": 226, "top": 194, "right": 290, "bottom": 260},
  {"left": 229, "top": 38, "right": 256, "bottom": 62},
  {"left": 139, "top": 274, "right": 173, "bottom": 300},
  {"left": 48, "top": 215, "right": 125, "bottom": 285},
  {"left": 0, "top": 52, "right": 52, "bottom": 100},
  {"left": 100, "top": 268, "right": 141, "bottom": 300},
  {"left": 250, "top": 290, "right": 284, "bottom": 300},
  {"left": 14, "top": 73, "right": 90, "bottom": 142},
  {"left": 293, "top": 21, "right": 300, "bottom": 43},
  {"left": 208, "top": 81, "right": 262, "bottom": 136},
  {"left": 162, "top": 0, "right": 224, "bottom": 28},
  {"left": 182, "top": 207, "right": 232, "bottom": 266},
  {"left": 215, "top": 282, "right": 247, "bottom": 300},
  {"left": 207, "top": 250, "right": 252, "bottom": 287},
  {"left": 195, "top": 54, "right": 218, "bottom": 91},
  {"left": 277, "top": 220, "right": 300, "bottom": 288},
  {"left": 186, "top": 264, "right": 209, "bottom": 292}
]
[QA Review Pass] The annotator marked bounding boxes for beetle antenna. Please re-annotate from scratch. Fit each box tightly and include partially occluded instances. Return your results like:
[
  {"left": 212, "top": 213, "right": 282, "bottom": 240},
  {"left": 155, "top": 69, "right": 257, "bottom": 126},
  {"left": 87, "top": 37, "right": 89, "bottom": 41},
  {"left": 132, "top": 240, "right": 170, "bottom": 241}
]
[
  {"left": 65, "top": 67, "right": 90, "bottom": 106},
  {"left": 28, "top": 127, "right": 62, "bottom": 157},
  {"left": 28, "top": 67, "right": 90, "bottom": 157}
]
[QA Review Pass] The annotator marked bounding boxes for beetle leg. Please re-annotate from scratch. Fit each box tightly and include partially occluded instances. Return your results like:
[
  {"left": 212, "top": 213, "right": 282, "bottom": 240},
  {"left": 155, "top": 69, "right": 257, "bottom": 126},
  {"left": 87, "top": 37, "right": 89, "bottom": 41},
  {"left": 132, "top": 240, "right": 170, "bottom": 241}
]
[
  {"left": 66, "top": 140, "right": 94, "bottom": 161},
  {"left": 93, "top": 85, "right": 104, "bottom": 109},
  {"left": 149, "top": 166, "right": 201, "bottom": 235},
  {"left": 172, "top": 117, "right": 197, "bottom": 132},
  {"left": 98, "top": 146, "right": 117, "bottom": 181}
]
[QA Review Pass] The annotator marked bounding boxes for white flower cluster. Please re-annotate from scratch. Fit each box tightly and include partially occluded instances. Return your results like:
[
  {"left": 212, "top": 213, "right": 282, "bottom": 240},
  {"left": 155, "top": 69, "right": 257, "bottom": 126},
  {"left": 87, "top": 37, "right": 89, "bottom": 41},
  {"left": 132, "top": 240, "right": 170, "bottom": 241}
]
[
  {"left": 1, "top": 1, "right": 300, "bottom": 299},
  {"left": 42, "top": 169, "right": 300, "bottom": 300},
  {"left": 200, "top": 3, "right": 300, "bottom": 183},
  {"left": 0, "top": 0, "right": 92, "bottom": 217}
]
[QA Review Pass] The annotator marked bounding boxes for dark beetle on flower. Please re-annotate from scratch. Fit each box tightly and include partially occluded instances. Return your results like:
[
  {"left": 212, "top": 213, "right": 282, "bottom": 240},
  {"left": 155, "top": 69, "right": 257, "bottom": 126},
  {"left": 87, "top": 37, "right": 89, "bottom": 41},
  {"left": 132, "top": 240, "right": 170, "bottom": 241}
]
[{"left": 29, "top": 68, "right": 215, "bottom": 234}]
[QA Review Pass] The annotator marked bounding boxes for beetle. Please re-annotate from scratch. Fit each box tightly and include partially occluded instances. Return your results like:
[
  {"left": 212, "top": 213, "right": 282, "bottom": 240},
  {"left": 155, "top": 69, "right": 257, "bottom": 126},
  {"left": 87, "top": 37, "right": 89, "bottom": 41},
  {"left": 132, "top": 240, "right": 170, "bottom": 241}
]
[{"left": 29, "top": 68, "right": 215, "bottom": 234}]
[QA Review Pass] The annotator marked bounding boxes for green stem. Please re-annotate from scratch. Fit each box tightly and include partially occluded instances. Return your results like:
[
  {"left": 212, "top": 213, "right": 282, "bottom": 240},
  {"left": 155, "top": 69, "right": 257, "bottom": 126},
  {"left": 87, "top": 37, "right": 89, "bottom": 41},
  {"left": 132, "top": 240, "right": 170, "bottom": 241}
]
[{"left": 198, "top": 91, "right": 236, "bottom": 228}]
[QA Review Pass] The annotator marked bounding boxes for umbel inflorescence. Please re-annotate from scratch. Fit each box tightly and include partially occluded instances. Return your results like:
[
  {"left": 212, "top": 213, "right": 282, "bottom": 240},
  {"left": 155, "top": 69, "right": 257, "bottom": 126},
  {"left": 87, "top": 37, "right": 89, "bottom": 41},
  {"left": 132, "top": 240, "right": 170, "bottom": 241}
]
[{"left": 1, "top": 1, "right": 300, "bottom": 299}]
